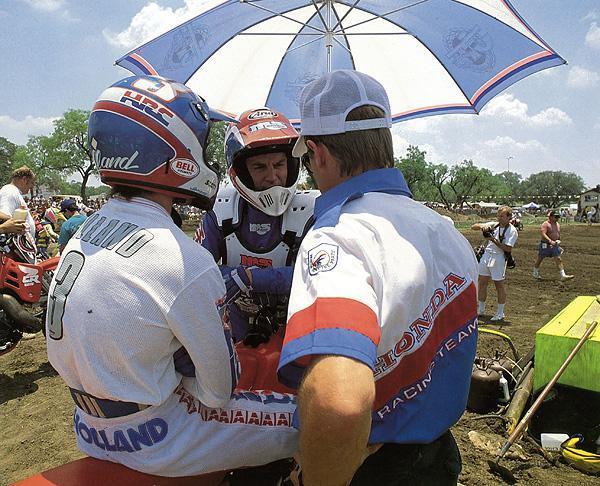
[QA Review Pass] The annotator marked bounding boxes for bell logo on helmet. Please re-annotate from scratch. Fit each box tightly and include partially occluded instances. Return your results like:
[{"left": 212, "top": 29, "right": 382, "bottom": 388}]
[
  {"left": 170, "top": 158, "right": 200, "bottom": 178},
  {"left": 248, "top": 110, "right": 278, "bottom": 120}
]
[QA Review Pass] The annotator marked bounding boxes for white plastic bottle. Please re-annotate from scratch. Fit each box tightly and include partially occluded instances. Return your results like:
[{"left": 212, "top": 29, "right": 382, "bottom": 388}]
[{"left": 13, "top": 205, "right": 29, "bottom": 221}]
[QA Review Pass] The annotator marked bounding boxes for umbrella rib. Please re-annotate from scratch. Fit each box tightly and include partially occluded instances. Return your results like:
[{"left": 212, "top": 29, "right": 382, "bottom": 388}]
[
  {"left": 310, "top": 0, "right": 329, "bottom": 31},
  {"left": 332, "top": 36, "right": 352, "bottom": 54},
  {"left": 332, "top": 0, "right": 362, "bottom": 32},
  {"left": 242, "top": 1, "right": 326, "bottom": 34},
  {"left": 335, "top": 0, "right": 430, "bottom": 33},
  {"left": 238, "top": 32, "right": 322, "bottom": 36},
  {"left": 330, "top": 2, "right": 355, "bottom": 67},
  {"left": 285, "top": 34, "right": 326, "bottom": 54}
]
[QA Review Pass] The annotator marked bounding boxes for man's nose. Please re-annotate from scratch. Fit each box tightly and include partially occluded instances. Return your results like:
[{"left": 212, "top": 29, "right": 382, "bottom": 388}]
[{"left": 265, "top": 165, "right": 277, "bottom": 181}]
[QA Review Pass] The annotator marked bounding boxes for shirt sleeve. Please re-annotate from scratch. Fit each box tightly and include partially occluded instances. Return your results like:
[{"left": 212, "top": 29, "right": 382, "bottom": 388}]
[
  {"left": 278, "top": 228, "right": 381, "bottom": 389},
  {"left": 195, "top": 211, "right": 223, "bottom": 263},
  {"left": 167, "top": 266, "right": 239, "bottom": 408},
  {"left": 0, "top": 187, "right": 19, "bottom": 216},
  {"left": 505, "top": 226, "right": 518, "bottom": 248},
  {"left": 58, "top": 222, "right": 71, "bottom": 247}
]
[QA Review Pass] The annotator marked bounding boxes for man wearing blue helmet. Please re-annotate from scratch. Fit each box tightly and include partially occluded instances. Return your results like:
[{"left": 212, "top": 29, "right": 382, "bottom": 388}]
[{"left": 46, "top": 76, "right": 297, "bottom": 477}]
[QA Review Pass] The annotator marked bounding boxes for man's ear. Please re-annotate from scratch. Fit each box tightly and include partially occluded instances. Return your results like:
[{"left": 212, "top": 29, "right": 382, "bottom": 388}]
[{"left": 306, "top": 139, "right": 328, "bottom": 169}]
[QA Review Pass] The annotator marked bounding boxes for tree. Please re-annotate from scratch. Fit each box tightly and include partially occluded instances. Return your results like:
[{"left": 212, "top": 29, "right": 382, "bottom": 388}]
[
  {"left": 45, "top": 110, "right": 94, "bottom": 202},
  {"left": 428, "top": 160, "right": 498, "bottom": 210},
  {"left": 205, "top": 121, "right": 228, "bottom": 180},
  {"left": 13, "top": 135, "right": 61, "bottom": 194},
  {"left": 521, "top": 171, "right": 585, "bottom": 208},
  {"left": 0, "top": 136, "right": 18, "bottom": 184},
  {"left": 394, "top": 145, "right": 436, "bottom": 201}
]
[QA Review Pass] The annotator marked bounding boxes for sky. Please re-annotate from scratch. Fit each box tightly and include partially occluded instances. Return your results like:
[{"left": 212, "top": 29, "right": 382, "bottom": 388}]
[{"left": 1, "top": 0, "right": 599, "bottom": 187}]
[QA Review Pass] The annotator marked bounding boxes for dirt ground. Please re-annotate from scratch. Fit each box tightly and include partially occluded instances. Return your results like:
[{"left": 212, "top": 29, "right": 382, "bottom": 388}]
[{"left": 1, "top": 222, "right": 599, "bottom": 485}]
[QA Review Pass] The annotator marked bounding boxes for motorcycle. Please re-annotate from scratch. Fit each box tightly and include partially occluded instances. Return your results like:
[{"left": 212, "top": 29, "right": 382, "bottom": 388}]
[
  {"left": 510, "top": 215, "right": 523, "bottom": 231},
  {"left": 0, "top": 233, "right": 59, "bottom": 356}
]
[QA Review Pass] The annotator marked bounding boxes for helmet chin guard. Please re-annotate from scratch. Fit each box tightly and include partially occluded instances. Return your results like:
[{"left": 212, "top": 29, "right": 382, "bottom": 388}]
[
  {"left": 88, "top": 75, "right": 227, "bottom": 209},
  {"left": 225, "top": 108, "right": 300, "bottom": 216}
]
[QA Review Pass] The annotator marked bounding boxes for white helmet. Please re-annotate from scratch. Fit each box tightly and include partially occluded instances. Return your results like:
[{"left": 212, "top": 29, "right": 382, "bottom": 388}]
[{"left": 224, "top": 108, "right": 300, "bottom": 216}]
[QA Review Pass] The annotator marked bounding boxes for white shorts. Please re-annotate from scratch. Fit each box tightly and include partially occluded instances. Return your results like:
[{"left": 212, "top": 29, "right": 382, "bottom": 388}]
[
  {"left": 73, "top": 384, "right": 298, "bottom": 476},
  {"left": 478, "top": 252, "right": 506, "bottom": 281}
]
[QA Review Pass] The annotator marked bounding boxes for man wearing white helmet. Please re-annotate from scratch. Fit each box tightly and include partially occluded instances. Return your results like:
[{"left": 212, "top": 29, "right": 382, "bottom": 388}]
[
  {"left": 195, "top": 108, "right": 318, "bottom": 346},
  {"left": 46, "top": 77, "right": 297, "bottom": 478}
]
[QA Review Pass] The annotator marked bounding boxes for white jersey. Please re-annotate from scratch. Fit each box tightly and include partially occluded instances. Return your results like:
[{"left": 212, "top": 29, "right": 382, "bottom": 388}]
[
  {"left": 0, "top": 183, "right": 36, "bottom": 239},
  {"left": 279, "top": 170, "right": 479, "bottom": 444},
  {"left": 482, "top": 222, "right": 518, "bottom": 255},
  {"left": 46, "top": 197, "right": 297, "bottom": 475}
]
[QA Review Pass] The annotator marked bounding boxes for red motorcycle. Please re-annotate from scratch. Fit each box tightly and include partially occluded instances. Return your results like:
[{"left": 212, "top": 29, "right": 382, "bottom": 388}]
[
  {"left": 510, "top": 215, "right": 523, "bottom": 231},
  {"left": 0, "top": 234, "right": 59, "bottom": 356}
]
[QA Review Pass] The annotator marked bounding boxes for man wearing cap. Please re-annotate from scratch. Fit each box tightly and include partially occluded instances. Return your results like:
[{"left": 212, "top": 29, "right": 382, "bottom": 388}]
[
  {"left": 277, "top": 70, "right": 478, "bottom": 485},
  {"left": 533, "top": 210, "right": 574, "bottom": 281},
  {"left": 57, "top": 198, "right": 87, "bottom": 253}
]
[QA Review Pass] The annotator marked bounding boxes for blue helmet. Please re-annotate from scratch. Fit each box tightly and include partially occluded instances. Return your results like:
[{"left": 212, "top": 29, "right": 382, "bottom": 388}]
[{"left": 88, "top": 75, "right": 229, "bottom": 209}]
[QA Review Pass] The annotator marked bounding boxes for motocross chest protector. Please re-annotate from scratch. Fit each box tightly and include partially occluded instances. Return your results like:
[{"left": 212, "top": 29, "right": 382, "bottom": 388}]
[{"left": 212, "top": 186, "right": 318, "bottom": 268}]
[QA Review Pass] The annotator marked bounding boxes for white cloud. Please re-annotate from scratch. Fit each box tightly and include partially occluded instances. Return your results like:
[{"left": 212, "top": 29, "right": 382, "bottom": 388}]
[
  {"left": 0, "top": 115, "right": 57, "bottom": 145},
  {"left": 583, "top": 11, "right": 600, "bottom": 22},
  {"left": 567, "top": 66, "right": 600, "bottom": 88},
  {"left": 482, "top": 136, "right": 545, "bottom": 152},
  {"left": 529, "top": 108, "right": 573, "bottom": 127},
  {"left": 104, "top": 0, "right": 223, "bottom": 49},
  {"left": 586, "top": 22, "right": 600, "bottom": 49},
  {"left": 21, "top": 0, "right": 65, "bottom": 11},
  {"left": 21, "top": 0, "right": 77, "bottom": 21},
  {"left": 481, "top": 93, "right": 572, "bottom": 127}
]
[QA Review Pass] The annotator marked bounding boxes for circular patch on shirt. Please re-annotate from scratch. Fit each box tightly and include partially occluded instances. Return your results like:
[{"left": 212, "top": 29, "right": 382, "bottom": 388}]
[{"left": 308, "top": 243, "right": 339, "bottom": 276}]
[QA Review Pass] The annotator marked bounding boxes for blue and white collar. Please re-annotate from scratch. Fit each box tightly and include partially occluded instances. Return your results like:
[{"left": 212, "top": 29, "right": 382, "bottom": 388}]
[{"left": 313, "top": 168, "right": 412, "bottom": 229}]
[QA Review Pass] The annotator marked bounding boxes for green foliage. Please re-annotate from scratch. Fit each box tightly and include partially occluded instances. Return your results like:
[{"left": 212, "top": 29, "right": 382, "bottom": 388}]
[
  {"left": 433, "top": 160, "right": 499, "bottom": 210},
  {"left": 0, "top": 136, "right": 18, "bottom": 184},
  {"left": 394, "top": 145, "right": 436, "bottom": 200},
  {"left": 205, "top": 121, "right": 228, "bottom": 180},
  {"left": 521, "top": 171, "right": 585, "bottom": 208}
]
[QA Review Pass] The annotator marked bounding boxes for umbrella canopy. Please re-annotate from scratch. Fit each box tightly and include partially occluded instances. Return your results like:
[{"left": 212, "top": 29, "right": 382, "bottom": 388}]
[
  {"left": 116, "top": 0, "right": 565, "bottom": 122},
  {"left": 522, "top": 201, "right": 541, "bottom": 209}
]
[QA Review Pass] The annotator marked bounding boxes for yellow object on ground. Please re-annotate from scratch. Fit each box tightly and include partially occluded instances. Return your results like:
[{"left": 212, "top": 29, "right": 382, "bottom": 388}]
[
  {"left": 534, "top": 296, "right": 600, "bottom": 393},
  {"left": 560, "top": 436, "right": 600, "bottom": 474}
]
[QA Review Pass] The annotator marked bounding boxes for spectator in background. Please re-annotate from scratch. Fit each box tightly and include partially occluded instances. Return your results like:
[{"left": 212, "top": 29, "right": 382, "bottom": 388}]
[
  {"left": 533, "top": 210, "right": 573, "bottom": 281},
  {"left": 471, "top": 206, "right": 518, "bottom": 322},
  {"left": 0, "top": 166, "right": 36, "bottom": 240},
  {"left": 58, "top": 198, "right": 87, "bottom": 253},
  {"left": 587, "top": 206, "right": 597, "bottom": 226}
]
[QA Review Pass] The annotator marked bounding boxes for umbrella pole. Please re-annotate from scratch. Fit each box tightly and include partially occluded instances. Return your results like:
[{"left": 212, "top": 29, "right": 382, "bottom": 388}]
[{"left": 326, "top": 0, "right": 332, "bottom": 72}]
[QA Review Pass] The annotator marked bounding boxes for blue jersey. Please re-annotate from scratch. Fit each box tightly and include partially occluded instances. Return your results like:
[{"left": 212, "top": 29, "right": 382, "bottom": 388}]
[{"left": 58, "top": 214, "right": 87, "bottom": 247}]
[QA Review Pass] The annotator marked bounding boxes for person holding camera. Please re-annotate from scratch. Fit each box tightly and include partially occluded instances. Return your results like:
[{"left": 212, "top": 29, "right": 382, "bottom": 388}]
[{"left": 471, "top": 206, "right": 518, "bottom": 322}]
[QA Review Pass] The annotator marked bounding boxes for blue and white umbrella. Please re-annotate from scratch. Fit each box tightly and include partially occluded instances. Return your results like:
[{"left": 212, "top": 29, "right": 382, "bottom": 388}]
[{"left": 116, "top": 0, "right": 565, "bottom": 122}]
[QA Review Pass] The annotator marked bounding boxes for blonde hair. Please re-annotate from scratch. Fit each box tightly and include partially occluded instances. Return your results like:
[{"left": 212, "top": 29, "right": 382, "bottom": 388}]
[
  {"left": 498, "top": 205, "right": 512, "bottom": 218},
  {"left": 12, "top": 166, "right": 35, "bottom": 180}
]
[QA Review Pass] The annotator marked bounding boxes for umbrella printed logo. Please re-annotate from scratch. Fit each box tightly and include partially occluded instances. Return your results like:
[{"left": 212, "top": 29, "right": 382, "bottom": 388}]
[
  {"left": 286, "top": 73, "right": 319, "bottom": 105},
  {"left": 163, "top": 25, "right": 208, "bottom": 69},
  {"left": 444, "top": 25, "right": 495, "bottom": 73},
  {"left": 308, "top": 243, "right": 339, "bottom": 276}
]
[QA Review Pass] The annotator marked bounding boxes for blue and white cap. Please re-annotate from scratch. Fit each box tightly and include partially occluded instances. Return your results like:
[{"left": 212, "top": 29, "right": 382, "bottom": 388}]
[{"left": 293, "top": 70, "right": 392, "bottom": 157}]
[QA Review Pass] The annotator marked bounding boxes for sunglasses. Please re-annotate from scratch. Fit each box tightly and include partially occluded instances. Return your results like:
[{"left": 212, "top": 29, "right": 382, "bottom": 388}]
[{"left": 301, "top": 152, "right": 313, "bottom": 176}]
